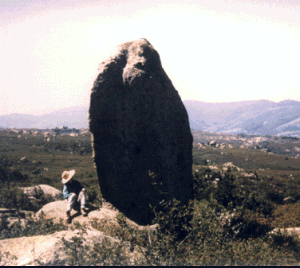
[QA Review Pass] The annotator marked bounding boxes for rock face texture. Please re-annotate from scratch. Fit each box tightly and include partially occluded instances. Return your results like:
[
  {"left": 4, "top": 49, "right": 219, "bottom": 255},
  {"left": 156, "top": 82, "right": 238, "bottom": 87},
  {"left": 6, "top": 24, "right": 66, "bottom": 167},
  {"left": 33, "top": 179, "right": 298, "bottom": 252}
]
[
  {"left": 35, "top": 200, "right": 118, "bottom": 225},
  {"left": 89, "top": 38, "right": 193, "bottom": 225},
  {"left": 19, "top": 184, "right": 63, "bottom": 201},
  {"left": 0, "top": 229, "right": 117, "bottom": 265},
  {"left": 35, "top": 200, "right": 158, "bottom": 231}
]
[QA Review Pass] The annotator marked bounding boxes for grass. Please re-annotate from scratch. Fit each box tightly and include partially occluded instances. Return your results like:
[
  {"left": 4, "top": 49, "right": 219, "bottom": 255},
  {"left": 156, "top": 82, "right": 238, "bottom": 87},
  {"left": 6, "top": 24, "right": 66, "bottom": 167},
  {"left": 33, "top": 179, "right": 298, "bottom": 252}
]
[{"left": 0, "top": 129, "right": 98, "bottom": 190}]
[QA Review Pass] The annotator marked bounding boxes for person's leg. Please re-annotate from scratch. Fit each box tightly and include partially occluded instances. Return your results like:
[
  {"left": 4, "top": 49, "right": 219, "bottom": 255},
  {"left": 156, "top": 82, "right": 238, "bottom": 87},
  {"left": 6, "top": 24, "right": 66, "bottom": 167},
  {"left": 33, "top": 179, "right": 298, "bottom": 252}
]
[
  {"left": 66, "top": 210, "right": 71, "bottom": 223},
  {"left": 67, "top": 194, "right": 77, "bottom": 212},
  {"left": 78, "top": 191, "right": 86, "bottom": 208},
  {"left": 78, "top": 191, "right": 87, "bottom": 216},
  {"left": 66, "top": 194, "right": 76, "bottom": 223}
]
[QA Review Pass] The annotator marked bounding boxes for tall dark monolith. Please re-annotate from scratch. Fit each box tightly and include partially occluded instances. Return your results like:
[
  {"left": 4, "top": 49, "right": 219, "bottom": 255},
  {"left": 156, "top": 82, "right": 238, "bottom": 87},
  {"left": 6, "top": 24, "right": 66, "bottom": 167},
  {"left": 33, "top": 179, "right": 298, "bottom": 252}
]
[{"left": 89, "top": 38, "right": 193, "bottom": 225}]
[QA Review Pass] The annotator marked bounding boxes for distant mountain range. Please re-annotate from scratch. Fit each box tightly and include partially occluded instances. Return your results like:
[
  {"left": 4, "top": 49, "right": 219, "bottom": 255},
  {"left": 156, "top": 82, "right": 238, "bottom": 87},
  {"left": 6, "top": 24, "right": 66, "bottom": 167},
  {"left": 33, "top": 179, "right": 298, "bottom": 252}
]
[
  {"left": 0, "top": 106, "right": 89, "bottom": 129},
  {"left": 185, "top": 99, "right": 300, "bottom": 137},
  {"left": 1, "top": 100, "right": 300, "bottom": 137}
]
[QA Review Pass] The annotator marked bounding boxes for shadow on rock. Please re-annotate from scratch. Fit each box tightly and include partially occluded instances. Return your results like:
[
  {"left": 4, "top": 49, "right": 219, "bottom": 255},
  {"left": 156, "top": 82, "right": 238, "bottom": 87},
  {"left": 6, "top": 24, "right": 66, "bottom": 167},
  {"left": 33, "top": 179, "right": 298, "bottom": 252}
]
[{"left": 69, "top": 203, "right": 99, "bottom": 223}]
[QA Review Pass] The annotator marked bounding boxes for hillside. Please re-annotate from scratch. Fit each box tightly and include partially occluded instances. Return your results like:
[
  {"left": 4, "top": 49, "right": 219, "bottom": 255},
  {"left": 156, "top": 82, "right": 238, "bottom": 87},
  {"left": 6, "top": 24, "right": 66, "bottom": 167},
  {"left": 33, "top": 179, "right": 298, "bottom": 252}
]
[
  {"left": 2, "top": 128, "right": 300, "bottom": 265},
  {"left": 184, "top": 99, "right": 300, "bottom": 137},
  {"left": 0, "top": 106, "right": 89, "bottom": 129},
  {"left": 1, "top": 100, "right": 300, "bottom": 137}
]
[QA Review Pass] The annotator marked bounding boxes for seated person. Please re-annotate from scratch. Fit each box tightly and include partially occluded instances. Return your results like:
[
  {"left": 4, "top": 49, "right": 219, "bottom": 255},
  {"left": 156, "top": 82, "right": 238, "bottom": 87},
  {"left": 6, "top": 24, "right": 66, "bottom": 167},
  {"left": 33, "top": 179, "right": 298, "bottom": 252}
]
[{"left": 62, "top": 169, "right": 88, "bottom": 223}]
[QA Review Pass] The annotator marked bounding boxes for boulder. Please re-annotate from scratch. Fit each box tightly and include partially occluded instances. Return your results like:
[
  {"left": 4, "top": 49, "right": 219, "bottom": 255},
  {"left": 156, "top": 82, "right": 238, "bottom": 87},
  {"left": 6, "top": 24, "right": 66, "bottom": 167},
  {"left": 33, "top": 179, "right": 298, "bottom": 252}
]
[
  {"left": 35, "top": 200, "right": 158, "bottom": 232},
  {"left": 35, "top": 200, "right": 118, "bottom": 226},
  {"left": 0, "top": 228, "right": 118, "bottom": 265},
  {"left": 283, "top": 196, "right": 294, "bottom": 204},
  {"left": 20, "top": 156, "right": 29, "bottom": 162},
  {"left": 19, "top": 184, "right": 63, "bottom": 201},
  {"left": 209, "top": 140, "right": 217, "bottom": 147},
  {"left": 89, "top": 38, "right": 193, "bottom": 225},
  {"left": 269, "top": 227, "right": 300, "bottom": 239}
]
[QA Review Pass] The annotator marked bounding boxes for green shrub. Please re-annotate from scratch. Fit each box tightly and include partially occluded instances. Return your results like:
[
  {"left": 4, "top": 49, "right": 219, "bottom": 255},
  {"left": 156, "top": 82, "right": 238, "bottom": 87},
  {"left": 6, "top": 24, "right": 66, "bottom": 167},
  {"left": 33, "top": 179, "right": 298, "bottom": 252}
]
[
  {"left": 45, "top": 200, "right": 300, "bottom": 265},
  {"left": 0, "top": 181, "right": 31, "bottom": 210},
  {"left": 2, "top": 168, "right": 299, "bottom": 265},
  {"left": 266, "top": 190, "right": 285, "bottom": 204},
  {"left": 0, "top": 214, "right": 67, "bottom": 240},
  {"left": 86, "top": 187, "right": 102, "bottom": 207},
  {"left": 2, "top": 128, "right": 300, "bottom": 265},
  {"left": 0, "top": 179, "right": 57, "bottom": 212}
]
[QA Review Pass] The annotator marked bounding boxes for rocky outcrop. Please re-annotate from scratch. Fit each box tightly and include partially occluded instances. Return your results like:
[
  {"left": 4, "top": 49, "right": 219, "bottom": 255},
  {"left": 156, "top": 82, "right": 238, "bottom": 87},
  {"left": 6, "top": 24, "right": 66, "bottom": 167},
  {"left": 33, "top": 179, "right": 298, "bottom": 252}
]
[
  {"left": 35, "top": 200, "right": 158, "bottom": 231},
  {"left": 269, "top": 227, "right": 300, "bottom": 239},
  {"left": 35, "top": 200, "right": 117, "bottom": 226},
  {"left": 89, "top": 38, "right": 193, "bottom": 225},
  {"left": 19, "top": 184, "right": 63, "bottom": 201},
  {"left": 0, "top": 200, "right": 155, "bottom": 265},
  {"left": 0, "top": 228, "right": 117, "bottom": 265},
  {"left": 17, "top": 184, "right": 64, "bottom": 211}
]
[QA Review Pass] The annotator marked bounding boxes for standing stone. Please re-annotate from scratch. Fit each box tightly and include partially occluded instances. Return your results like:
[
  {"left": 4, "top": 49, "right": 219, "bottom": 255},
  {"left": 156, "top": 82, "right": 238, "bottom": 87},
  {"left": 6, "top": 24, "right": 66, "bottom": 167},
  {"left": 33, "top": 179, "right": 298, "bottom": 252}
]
[{"left": 89, "top": 38, "right": 193, "bottom": 225}]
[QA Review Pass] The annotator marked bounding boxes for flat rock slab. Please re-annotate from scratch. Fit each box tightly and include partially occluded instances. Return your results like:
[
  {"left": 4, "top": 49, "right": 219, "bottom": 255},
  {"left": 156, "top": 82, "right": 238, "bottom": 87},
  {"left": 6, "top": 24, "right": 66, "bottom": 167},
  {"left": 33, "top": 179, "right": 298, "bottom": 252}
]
[
  {"left": 34, "top": 201, "right": 157, "bottom": 231},
  {"left": 89, "top": 38, "right": 193, "bottom": 225},
  {"left": 35, "top": 200, "right": 118, "bottom": 226},
  {"left": 0, "top": 228, "right": 115, "bottom": 266}
]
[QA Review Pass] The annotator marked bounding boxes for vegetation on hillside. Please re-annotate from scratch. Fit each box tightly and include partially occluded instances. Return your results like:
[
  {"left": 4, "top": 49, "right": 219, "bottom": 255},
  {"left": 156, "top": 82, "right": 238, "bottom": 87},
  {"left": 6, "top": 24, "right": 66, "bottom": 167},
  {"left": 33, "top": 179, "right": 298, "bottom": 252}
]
[{"left": 1, "top": 128, "right": 300, "bottom": 265}]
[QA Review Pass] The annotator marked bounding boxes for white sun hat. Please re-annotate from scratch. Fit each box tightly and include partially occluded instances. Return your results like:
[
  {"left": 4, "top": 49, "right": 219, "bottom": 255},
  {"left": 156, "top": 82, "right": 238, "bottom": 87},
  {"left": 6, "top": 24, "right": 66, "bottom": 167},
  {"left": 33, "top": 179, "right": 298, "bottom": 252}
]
[{"left": 61, "top": 170, "right": 76, "bottom": 184}]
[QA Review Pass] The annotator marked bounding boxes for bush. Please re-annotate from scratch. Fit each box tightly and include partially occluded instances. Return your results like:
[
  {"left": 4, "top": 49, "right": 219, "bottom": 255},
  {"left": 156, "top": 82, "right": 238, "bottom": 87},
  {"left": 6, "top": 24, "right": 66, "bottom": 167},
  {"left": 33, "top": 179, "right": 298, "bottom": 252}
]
[
  {"left": 40, "top": 200, "right": 300, "bottom": 265},
  {"left": 0, "top": 179, "right": 56, "bottom": 212},
  {"left": 266, "top": 190, "right": 285, "bottom": 204},
  {"left": 60, "top": 227, "right": 132, "bottom": 265},
  {"left": 86, "top": 187, "right": 102, "bottom": 207},
  {"left": 3, "top": 168, "right": 300, "bottom": 265},
  {"left": 0, "top": 181, "right": 31, "bottom": 211},
  {"left": 0, "top": 214, "right": 67, "bottom": 240},
  {"left": 2, "top": 151, "right": 300, "bottom": 265}
]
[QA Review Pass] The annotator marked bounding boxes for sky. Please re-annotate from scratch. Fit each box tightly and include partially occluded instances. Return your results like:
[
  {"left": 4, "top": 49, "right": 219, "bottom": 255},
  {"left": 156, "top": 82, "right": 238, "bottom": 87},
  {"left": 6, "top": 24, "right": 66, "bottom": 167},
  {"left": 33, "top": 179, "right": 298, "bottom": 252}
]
[{"left": 1, "top": 0, "right": 300, "bottom": 115}]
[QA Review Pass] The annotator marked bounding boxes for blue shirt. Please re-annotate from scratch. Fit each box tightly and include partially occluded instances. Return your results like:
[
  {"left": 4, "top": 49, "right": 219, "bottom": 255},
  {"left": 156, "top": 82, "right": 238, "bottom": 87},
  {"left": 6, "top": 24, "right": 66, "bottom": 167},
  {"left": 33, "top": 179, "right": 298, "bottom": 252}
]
[{"left": 63, "top": 180, "right": 85, "bottom": 199}]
